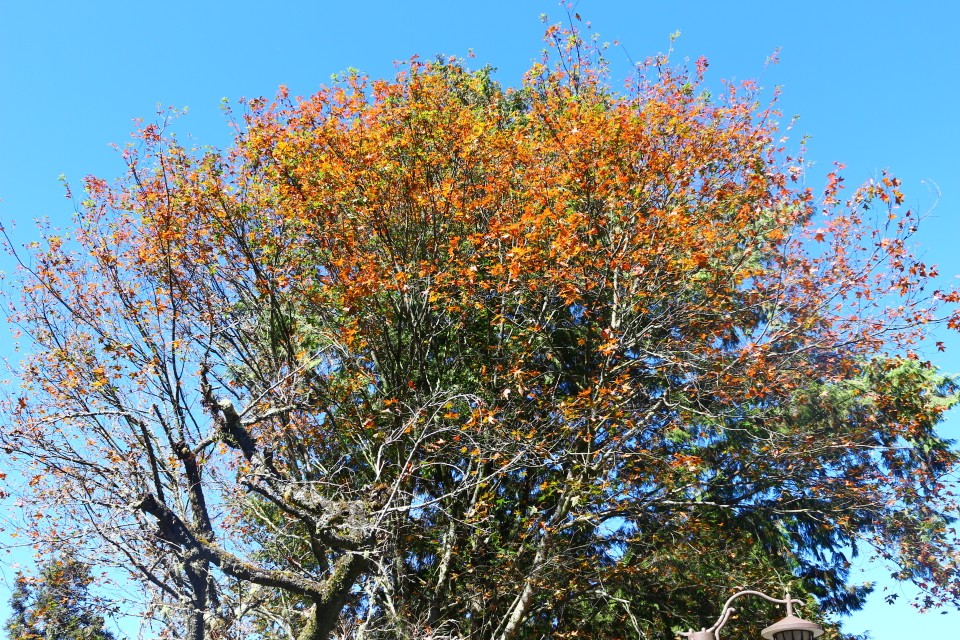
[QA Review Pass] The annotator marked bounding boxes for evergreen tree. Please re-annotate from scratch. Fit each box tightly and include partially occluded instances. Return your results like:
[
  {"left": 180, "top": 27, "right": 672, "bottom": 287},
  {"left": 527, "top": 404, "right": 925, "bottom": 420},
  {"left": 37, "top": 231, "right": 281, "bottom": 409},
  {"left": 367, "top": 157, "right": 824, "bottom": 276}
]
[{"left": 5, "top": 553, "right": 116, "bottom": 640}]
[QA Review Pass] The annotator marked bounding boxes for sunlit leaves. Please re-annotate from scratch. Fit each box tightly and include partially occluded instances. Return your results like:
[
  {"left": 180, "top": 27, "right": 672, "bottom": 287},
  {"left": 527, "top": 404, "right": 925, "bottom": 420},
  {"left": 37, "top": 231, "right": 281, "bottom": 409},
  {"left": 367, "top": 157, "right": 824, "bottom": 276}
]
[{"left": 2, "top": 19, "right": 960, "bottom": 640}]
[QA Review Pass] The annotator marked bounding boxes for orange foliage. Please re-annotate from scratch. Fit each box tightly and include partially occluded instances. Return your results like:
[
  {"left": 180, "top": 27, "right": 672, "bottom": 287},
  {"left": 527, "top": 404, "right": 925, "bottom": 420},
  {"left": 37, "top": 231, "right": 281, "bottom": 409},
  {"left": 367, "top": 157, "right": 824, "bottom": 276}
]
[{"left": 2, "top": 22, "right": 959, "bottom": 640}]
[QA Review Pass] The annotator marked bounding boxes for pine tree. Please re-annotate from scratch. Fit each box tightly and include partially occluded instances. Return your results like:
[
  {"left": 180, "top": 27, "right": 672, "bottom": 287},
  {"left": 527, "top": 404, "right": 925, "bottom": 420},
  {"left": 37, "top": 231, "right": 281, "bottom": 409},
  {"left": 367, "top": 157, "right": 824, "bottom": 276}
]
[
  {"left": 7, "top": 571, "right": 41, "bottom": 640},
  {"left": 5, "top": 553, "right": 116, "bottom": 640}
]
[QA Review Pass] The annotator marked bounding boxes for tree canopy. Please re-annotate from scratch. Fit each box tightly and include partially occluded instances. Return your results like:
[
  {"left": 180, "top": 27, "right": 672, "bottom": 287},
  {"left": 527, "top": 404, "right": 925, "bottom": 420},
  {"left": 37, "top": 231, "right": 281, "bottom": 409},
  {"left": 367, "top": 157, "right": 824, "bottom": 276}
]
[
  {"left": 5, "top": 551, "right": 116, "bottom": 640},
  {"left": 2, "top": 23, "right": 959, "bottom": 640}
]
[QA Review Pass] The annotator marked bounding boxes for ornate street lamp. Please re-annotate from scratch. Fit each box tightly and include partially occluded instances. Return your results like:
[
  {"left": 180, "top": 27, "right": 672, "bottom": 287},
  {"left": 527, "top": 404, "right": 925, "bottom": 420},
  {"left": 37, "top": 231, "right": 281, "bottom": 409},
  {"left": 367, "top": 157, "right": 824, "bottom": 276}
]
[{"left": 677, "top": 590, "right": 824, "bottom": 640}]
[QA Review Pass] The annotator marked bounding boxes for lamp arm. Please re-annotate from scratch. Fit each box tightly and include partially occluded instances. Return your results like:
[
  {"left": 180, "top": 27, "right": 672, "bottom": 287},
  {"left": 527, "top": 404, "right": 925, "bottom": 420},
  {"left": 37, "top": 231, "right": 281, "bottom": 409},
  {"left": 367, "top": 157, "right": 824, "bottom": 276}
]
[{"left": 709, "top": 590, "right": 803, "bottom": 634}]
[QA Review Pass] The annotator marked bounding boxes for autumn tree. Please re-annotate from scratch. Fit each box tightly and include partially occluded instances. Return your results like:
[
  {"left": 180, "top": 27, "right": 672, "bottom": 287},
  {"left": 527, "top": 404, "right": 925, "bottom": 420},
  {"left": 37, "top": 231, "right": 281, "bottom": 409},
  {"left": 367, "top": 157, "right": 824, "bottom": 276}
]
[
  {"left": 5, "top": 552, "right": 117, "bottom": 640},
  {"left": 3, "top": 21, "right": 960, "bottom": 640}
]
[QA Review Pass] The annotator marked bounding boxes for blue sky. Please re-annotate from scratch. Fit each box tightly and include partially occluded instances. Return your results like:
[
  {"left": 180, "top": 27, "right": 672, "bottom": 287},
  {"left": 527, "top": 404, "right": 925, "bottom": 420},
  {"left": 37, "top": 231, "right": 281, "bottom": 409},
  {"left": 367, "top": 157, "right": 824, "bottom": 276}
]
[{"left": 1, "top": 1, "right": 958, "bottom": 637}]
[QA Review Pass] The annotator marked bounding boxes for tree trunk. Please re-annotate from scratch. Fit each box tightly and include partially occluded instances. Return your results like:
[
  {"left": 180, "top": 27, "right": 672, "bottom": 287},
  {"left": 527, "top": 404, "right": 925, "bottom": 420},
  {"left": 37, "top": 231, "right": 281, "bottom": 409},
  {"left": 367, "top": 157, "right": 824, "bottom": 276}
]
[{"left": 184, "top": 558, "right": 209, "bottom": 640}]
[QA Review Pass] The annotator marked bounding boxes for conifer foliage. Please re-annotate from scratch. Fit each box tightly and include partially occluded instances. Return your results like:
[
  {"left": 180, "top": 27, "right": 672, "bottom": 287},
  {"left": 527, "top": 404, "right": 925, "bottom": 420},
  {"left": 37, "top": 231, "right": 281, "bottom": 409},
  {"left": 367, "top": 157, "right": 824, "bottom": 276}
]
[{"left": 5, "top": 553, "right": 116, "bottom": 640}]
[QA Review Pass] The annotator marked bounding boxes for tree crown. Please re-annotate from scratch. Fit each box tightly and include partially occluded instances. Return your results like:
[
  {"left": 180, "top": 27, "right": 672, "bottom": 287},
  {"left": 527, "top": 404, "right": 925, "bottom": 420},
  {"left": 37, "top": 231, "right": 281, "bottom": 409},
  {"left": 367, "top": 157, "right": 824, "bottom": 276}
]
[{"left": 3, "top": 22, "right": 959, "bottom": 640}]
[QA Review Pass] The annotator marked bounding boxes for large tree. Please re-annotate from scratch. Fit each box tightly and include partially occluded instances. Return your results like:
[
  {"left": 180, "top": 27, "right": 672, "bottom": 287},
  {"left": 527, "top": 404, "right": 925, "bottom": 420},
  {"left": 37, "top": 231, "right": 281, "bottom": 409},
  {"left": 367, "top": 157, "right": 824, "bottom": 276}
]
[{"left": 3, "top": 23, "right": 960, "bottom": 640}]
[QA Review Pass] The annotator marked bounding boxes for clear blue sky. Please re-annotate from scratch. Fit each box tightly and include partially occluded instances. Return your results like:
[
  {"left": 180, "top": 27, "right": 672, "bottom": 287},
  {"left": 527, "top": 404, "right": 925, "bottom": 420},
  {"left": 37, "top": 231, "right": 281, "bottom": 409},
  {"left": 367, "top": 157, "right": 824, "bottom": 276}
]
[{"left": 1, "top": 1, "right": 958, "bottom": 638}]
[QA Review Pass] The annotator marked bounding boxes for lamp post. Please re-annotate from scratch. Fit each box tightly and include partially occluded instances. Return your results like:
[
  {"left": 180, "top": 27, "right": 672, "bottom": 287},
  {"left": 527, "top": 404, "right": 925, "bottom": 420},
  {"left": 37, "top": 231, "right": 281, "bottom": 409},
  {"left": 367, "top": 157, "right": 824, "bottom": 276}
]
[{"left": 677, "top": 590, "right": 824, "bottom": 640}]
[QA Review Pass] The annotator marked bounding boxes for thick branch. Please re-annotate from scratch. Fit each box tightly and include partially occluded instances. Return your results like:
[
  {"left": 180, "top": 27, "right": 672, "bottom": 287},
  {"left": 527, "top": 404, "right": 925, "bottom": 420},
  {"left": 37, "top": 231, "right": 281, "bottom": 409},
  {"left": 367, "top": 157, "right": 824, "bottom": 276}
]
[{"left": 135, "top": 493, "right": 368, "bottom": 605}]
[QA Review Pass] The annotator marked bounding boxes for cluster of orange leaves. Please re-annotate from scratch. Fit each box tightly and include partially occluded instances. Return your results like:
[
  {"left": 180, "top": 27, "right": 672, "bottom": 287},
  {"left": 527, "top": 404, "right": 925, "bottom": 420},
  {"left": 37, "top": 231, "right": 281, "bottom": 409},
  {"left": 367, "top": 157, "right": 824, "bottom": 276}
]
[{"left": 5, "top": 25, "right": 960, "bottom": 638}]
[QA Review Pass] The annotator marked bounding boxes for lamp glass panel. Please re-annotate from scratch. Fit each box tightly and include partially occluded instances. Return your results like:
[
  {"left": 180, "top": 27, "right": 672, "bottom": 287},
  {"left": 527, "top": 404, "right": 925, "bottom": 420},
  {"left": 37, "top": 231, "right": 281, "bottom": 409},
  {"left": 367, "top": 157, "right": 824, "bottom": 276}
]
[{"left": 773, "top": 631, "right": 813, "bottom": 640}]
